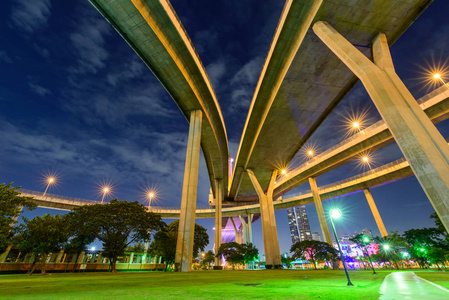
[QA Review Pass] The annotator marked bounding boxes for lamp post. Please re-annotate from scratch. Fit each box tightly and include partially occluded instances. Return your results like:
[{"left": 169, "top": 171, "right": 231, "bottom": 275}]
[
  {"left": 353, "top": 122, "right": 365, "bottom": 134},
  {"left": 362, "top": 236, "right": 377, "bottom": 275},
  {"left": 383, "top": 244, "right": 391, "bottom": 269},
  {"left": 329, "top": 209, "right": 353, "bottom": 286},
  {"left": 148, "top": 192, "right": 154, "bottom": 209},
  {"left": 434, "top": 73, "right": 449, "bottom": 89},
  {"left": 100, "top": 187, "right": 109, "bottom": 204},
  {"left": 43, "top": 177, "right": 55, "bottom": 197}
]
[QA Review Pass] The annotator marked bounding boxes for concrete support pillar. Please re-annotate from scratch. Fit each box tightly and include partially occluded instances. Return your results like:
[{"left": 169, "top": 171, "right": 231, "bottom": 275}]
[
  {"left": 364, "top": 189, "right": 388, "bottom": 237},
  {"left": 96, "top": 252, "right": 103, "bottom": 264},
  {"left": 313, "top": 21, "right": 449, "bottom": 232},
  {"left": 175, "top": 110, "right": 203, "bottom": 272},
  {"left": 247, "top": 170, "right": 281, "bottom": 269},
  {"left": 309, "top": 177, "right": 333, "bottom": 245},
  {"left": 55, "top": 249, "right": 64, "bottom": 263},
  {"left": 0, "top": 245, "right": 12, "bottom": 263},
  {"left": 76, "top": 251, "right": 85, "bottom": 264},
  {"left": 214, "top": 179, "right": 223, "bottom": 267},
  {"left": 129, "top": 252, "right": 134, "bottom": 264},
  {"left": 230, "top": 217, "right": 242, "bottom": 244}
]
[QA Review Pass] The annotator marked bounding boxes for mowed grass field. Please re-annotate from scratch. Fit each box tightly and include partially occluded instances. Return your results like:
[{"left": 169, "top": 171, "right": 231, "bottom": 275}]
[
  {"left": 0, "top": 269, "right": 393, "bottom": 299},
  {"left": 414, "top": 270, "right": 449, "bottom": 289}
]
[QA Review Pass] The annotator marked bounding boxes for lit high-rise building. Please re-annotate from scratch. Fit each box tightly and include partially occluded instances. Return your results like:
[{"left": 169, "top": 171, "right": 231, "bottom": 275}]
[
  {"left": 312, "top": 232, "right": 321, "bottom": 241},
  {"left": 287, "top": 205, "right": 312, "bottom": 244}
]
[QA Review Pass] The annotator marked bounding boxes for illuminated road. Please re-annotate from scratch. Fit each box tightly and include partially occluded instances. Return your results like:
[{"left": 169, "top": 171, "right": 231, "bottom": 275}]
[{"left": 380, "top": 271, "right": 449, "bottom": 300}]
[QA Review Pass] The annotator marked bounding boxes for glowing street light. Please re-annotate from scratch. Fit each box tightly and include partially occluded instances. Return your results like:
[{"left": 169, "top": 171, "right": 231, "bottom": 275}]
[
  {"left": 281, "top": 169, "right": 287, "bottom": 175},
  {"left": 434, "top": 73, "right": 449, "bottom": 89},
  {"left": 362, "top": 236, "right": 377, "bottom": 275},
  {"left": 101, "top": 187, "right": 110, "bottom": 204},
  {"left": 308, "top": 150, "right": 314, "bottom": 157},
  {"left": 329, "top": 209, "right": 353, "bottom": 286},
  {"left": 353, "top": 122, "right": 365, "bottom": 134},
  {"left": 43, "top": 177, "right": 55, "bottom": 197},
  {"left": 148, "top": 192, "right": 155, "bottom": 209},
  {"left": 383, "top": 244, "right": 390, "bottom": 251}
]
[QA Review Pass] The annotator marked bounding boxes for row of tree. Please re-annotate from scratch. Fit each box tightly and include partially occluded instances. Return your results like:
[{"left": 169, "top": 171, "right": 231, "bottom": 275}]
[
  {"left": 285, "top": 213, "right": 449, "bottom": 270},
  {"left": 0, "top": 183, "right": 211, "bottom": 275}
]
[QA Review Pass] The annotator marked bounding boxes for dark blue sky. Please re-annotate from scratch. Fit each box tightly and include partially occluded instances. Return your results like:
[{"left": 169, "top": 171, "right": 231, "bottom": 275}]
[{"left": 0, "top": 0, "right": 448, "bottom": 255}]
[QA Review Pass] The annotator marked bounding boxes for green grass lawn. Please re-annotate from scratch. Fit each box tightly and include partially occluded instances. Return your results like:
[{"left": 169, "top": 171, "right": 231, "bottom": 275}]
[
  {"left": 0, "top": 269, "right": 391, "bottom": 299},
  {"left": 414, "top": 270, "right": 449, "bottom": 289}
]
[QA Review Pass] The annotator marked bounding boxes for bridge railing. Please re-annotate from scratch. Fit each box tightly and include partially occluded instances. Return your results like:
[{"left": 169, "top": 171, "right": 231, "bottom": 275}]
[
  {"left": 280, "top": 157, "right": 408, "bottom": 200},
  {"left": 18, "top": 189, "right": 99, "bottom": 204},
  {"left": 317, "top": 157, "right": 408, "bottom": 191}
]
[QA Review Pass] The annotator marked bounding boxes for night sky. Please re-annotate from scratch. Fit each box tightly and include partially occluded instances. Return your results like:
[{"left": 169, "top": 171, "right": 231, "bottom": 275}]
[{"left": 1, "top": 0, "right": 448, "bottom": 255}]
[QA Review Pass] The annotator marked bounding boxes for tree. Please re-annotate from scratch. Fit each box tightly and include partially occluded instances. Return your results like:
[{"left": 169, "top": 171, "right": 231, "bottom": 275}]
[
  {"left": 0, "top": 183, "right": 36, "bottom": 252},
  {"left": 241, "top": 243, "right": 259, "bottom": 266},
  {"left": 216, "top": 242, "right": 244, "bottom": 269},
  {"left": 125, "top": 242, "right": 146, "bottom": 253},
  {"left": 403, "top": 227, "right": 447, "bottom": 269},
  {"left": 290, "top": 240, "right": 337, "bottom": 270},
  {"left": 202, "top": 250, "right": 215, "bottom": 269},
  {"left": 149, "top": 220, "right": 209, "bottom": 271},
  {"left": 281, "top": 255, "right": 293, "bottom": 269},
  {"left": 14, "top": 214, "right": 70, "bottom": 275},
  {"left": 69, "top": 199, "right": 164, "bottom": 273}
]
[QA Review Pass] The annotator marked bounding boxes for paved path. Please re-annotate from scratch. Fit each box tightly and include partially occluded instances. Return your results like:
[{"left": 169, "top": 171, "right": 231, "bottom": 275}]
[{"left": 380, "top": 271, "right": 449, "bottom": 299}]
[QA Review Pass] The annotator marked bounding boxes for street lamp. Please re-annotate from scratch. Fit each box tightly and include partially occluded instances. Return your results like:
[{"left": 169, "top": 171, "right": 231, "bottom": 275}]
[
  {"left": 148, "top": 192, "right": 154, "bottom": 209},
  {"left": 383, "top": 244, "right": 391, "bottom": 269},
  {"left": 43, "top": 177, "right": 55, "bottom": 197},
  {"left": 329, "top": 209, "right": 354, "bottom": 286},
  {"left": 353, "top": 122, "right": 365, "bottom": 134},
  {"left": 101, "top": 187, "right": 109, "bottom": 204},
  {"left": 362, "top": 236, "right": 377, "bottom": 275},
  {"left": 434, "top": 73, "right": 449, "bottom": 89}
]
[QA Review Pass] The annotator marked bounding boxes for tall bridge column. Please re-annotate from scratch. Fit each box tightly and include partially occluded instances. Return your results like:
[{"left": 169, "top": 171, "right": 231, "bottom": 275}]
[
  {"left": 313, "top": 21, "right": 449, "bottom": 232},
  {"left": 309, "top": 177, "right": 333, "bottom": 244},
  {"left": 214, "top": 179, "right": 223, "bottom": 267},
  {"left": 175, "top": 110, "right": 202, "bottom": 272},
  {"left": 239, "top": 214, "right": 253, "bottom": 244},
  {"left": 247, "top": 170, "right": 281, "bottom": 269},
  {"left": 364, "top": 188, "right": 388, "bottom": 237},
  {"left": 230, "top": 217, "right": 242, "bottom": 244}
]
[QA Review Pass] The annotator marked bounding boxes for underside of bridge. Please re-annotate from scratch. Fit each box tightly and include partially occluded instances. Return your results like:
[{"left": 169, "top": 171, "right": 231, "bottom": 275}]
[{"left": 80, "top": 0, "right": 449, "bottom": 272}]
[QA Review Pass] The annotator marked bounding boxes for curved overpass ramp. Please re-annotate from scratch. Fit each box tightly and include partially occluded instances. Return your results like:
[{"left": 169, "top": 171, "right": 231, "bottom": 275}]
[
  {"left": 89, "top": 0, "right": 229, "bottom": 197},
  {"left": 230, "top": 0, "right": 433, "bottom": 201},
  {"left": 19, "top": 157, "right": 413, "bottom": 218}
]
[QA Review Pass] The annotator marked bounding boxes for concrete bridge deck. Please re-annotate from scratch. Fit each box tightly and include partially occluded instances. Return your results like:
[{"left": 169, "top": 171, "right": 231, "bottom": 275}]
[
  {"left": 230, "top": 0, "right": 433, "bottom": 201},
  {"left": 20, "top": 156, "right": 412, "bottom": 219},
  {"left": 89, "top": 0, "right": 229, "bottom": 198}
]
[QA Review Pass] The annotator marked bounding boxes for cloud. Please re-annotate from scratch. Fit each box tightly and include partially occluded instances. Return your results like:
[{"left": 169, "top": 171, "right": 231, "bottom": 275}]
[
  {"left": 206, "top": 60, "right": 226, "bottom": 90},
  {"left": 28, "top": 82, "right": 51, "bottom": 97},
  {"left": 69, "top": 9, "right": 111, "bottom": 74},
  {"left": 10, "top": 0, "right": 51, "bottom": 33},
  {"left": 0, "top": 51, "right": 13, "bottom": 64},
  {"left": 227, "top": 56, "right": 264, "bottom": 114},
  {"left": 33, "top": 44, "right": 50, "bottom": 59}
]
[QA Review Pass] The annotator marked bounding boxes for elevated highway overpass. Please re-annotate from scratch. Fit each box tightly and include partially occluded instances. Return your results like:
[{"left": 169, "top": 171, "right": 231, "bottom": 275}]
[{"left": 19, "top": 156, "right": 413, "bottom": 218}]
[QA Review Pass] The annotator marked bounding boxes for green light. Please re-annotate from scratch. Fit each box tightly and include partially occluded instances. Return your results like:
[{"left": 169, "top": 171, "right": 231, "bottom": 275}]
[
  {"left": 402, "top": 252, "right": 409, "bottom": 258},
  {"left": 330, "top": 209, "right": 342, "bottom": 219},
  {"left": 383, "top": 244, "right": 390, "bottom": 250},
  {"left": 420, "top": 248, "right": 425, "bottom": 252},
  {"left": 363, "top": 236, "right": 370, "bottom": 243}
]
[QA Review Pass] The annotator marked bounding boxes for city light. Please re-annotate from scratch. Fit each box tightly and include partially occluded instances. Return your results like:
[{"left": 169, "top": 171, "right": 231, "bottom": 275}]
[
  {"left": 281, "top": 169, "right": 287, "bottom": 175},
  {"left": 433, "top": 73, "right": 449, "bottom": 89},
  {"left": 363, "top": 236, "right": 370, "bottom": 243},
  {"left": 383, "top": 244, "right": 390, "bottom": 251},
  {"left": 356, "top": 151, "right": 376, "bottom": 170}
]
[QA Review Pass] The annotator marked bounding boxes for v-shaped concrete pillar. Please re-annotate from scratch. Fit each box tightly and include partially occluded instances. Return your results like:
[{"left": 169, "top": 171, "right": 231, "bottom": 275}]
[
  {"left": 175, "top": 110, "right": 202, "bottom": 272},
  {"left": 314, "top": 21, "right": 449, "bottom": 232},
  {"left": 239, "top": 214, "right": 253, "bottom": 244},
  {"left": 247, "top": 170, "right": 281, "bottom": 269}
]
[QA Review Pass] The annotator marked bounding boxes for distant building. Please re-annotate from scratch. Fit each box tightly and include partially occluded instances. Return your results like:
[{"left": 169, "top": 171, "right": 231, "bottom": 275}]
[
  {"left": 339, "top": 234, "right": 351, "bottom": 244},
  {"left": 312, "top": 232, "right": 321, "bottom": 241},
  {"left": 287, "top": 206, "right": 312, "bottom": 244},
  {"left": 360, "top": 228, "right": 373, "bottom": 238}
]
